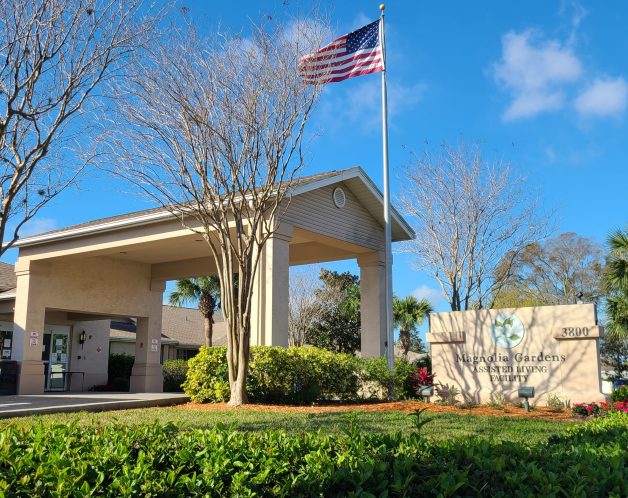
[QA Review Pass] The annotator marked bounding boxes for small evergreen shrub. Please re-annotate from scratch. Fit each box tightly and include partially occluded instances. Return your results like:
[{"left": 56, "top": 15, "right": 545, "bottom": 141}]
[
  {"left": 107, "top": 353, "right": 134, "bottom": 391},
  {"left": 487, "top": 393, "right": 506, "bottom": 409},
  {"left": 545, "top": 392, "right": 565, "bottom": 412},
  {"left": 360, "top": 356, "right": 417, "bottom": 400},
  {"left": 249, "top": 346, "right": 360, "bottom": 404},
  {"left": 182, "top": 347, "right": 230, "bottom": 402},
  {"left": 611, "top": 385, "right": 628, "bottom": 403},
  {"left": 162, "top": 359, "right": 188, "bottom": 392},
  {"left": 435, "top": 383, "right": 460, "bottom": 405}
]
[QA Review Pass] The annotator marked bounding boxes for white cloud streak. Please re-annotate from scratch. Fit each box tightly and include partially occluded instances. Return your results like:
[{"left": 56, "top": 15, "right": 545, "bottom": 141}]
[
  {"left": 411, "top": 284, "right": 443, "bottom": 306},
  {"left": 317, "top": 79, "right": 427, "bottom": 133},
  {"left": 19, "top": 218, "right": 58, "bottom": 237},
  {"left": 574, "top": 77, "right": 628, "bottom": 118}
]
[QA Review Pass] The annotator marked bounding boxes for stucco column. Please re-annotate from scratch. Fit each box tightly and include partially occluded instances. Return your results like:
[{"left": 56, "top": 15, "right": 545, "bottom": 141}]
[
  {"left": 250, "top": 223, "right": 292, "bottom": 347},
  {"left": 358, "top": 252, "right": 387, "bottom": 358},
  {"left": 129, "top": 279, "right": 164, "bottom": 392},
  {"left": 13, "top": 261, "right": 47, "bottom": 394}
]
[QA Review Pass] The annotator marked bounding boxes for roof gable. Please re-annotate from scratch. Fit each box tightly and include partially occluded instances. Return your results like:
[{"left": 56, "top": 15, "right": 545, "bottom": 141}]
[{"left": 13, "top": 167, "right": 414, "bottom": 248}]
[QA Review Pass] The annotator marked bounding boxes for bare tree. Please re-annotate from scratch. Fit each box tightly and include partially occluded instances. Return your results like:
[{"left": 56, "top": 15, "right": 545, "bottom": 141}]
[
  {"left": 399, "top": 142, "right": 552, "bottom": 311},
  {"left": 0, "top": 0, "right": 150, "bottom": 254},
  {"left": 289, "top": 267, "right": 323, "bottom": 347},
  {"left": 109, "top": 16, "right": 327, "bottom": 405},
  {"left": 493, "top": 232, "right": 604, "bottom": 307}
]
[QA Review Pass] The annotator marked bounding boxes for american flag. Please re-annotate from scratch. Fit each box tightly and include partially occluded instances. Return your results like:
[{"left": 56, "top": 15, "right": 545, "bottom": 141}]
[{"left": 300, "top": 20, "right": 384, "bottom": 85}]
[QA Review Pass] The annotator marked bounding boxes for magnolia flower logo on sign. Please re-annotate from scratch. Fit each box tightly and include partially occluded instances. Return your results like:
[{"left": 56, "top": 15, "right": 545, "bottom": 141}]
[{"left": 491, "top": 312, "right": 525, "bottom": 349}]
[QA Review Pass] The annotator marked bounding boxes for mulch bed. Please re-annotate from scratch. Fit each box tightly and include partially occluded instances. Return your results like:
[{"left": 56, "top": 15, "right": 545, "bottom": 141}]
[{"left": 178, "top": 400, "right": 578, "bottom": 421}]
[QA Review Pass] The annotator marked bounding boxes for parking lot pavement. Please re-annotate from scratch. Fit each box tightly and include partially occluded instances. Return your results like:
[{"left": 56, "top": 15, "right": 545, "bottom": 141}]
[{"left": 0, "top": 392, "right": 189, "bottom": 418}]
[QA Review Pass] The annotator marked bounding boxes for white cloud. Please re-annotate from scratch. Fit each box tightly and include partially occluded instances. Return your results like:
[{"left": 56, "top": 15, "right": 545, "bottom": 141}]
[
  {"left": 20, "top": 218, "right": 58, "bottom": 237},
  {"left": 412, "top": 285, "right": 443, "bottom": 305},
  {"left": 350, "top": 12, "right": 372, "bottom": 31},
  {"left": 574, "top": 77, "right": 628, "bottom": 118},
  {"left": 504, "top": 90, "right": 565, "bottom": 120},
  {"left": 493, "top": 30, "right": 582, "bottom": 120},
  {"left": 318, "top": 79, "right": 427, "bottom": 132}
]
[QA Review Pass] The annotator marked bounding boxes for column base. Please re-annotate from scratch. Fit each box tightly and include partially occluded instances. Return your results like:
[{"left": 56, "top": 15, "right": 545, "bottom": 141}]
[
  {"left": 129, "top": 362, "right": 163, "bottom": 393},
  {"left": 17, "top": 360, "right": 45, "bottom": 394}
]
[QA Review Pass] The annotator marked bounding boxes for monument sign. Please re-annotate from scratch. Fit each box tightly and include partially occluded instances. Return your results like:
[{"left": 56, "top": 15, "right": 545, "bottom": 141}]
[{"left": 427, "top": 304, "right": 604, "bottom": 404}]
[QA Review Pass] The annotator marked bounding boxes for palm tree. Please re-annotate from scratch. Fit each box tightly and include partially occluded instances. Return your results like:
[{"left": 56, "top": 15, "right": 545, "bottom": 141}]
[
  {"left": 393, "top": 295, "right": 433, "bottom": 358},
  {"left": 605, "top": 229, "right": 628, "bottom": 338},
  {"left": 169, "top": 276, "right": 221, "bottom": 346}
]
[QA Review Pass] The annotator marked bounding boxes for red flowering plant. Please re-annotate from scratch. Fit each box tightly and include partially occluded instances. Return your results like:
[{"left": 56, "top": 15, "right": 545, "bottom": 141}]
[
  {"left": 411, "top": 367, "right": 436, "bottom": 398},
  {"left": 411, "top": 367, "right": 435, "bottom": 387},
  {"left": 572, "top": 400, "right": 628, "bottom": 417}
]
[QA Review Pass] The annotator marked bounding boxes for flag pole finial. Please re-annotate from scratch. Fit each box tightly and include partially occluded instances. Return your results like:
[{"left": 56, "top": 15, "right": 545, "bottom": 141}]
[{"left": 379, "top": 4, "right": 385, "bottom": 11}]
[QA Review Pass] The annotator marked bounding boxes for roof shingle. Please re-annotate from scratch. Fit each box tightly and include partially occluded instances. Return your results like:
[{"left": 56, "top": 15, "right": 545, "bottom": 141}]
[
  {"left": 0, "top": 262, "right": 16, "bottom": 292},
  {"left": 108, "top": 305, "right": 227, "bottom": 348}
]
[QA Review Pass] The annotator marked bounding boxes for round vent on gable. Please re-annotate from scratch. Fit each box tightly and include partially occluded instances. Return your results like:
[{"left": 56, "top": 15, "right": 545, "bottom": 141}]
[{"left": 333, "top": 187, "right": 346, "bottom": 208}]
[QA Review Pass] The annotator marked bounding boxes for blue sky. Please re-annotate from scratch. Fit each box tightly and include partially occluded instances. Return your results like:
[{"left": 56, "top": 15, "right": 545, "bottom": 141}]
[{"left": 3, "top": 1, "right": 627, "bottom": 321}]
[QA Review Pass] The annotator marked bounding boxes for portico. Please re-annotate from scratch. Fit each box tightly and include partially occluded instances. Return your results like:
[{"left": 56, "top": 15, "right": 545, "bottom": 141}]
[{"left": 9, "top": 168, "right": 413, "bottom": 394}]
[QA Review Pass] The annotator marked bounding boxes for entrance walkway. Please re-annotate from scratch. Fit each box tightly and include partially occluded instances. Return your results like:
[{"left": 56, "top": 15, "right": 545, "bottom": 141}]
[{"left": 0, "top": 392, "right": 189, "bottom": 418}]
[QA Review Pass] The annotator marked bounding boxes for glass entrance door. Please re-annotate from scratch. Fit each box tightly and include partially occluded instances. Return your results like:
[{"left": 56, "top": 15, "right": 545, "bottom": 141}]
[{"left": 44, "top": 326, "right": 71, "bottom": 391}]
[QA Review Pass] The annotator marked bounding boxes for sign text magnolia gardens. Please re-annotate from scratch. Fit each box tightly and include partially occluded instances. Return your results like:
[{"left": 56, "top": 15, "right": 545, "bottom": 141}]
[
  {"left": 455, "top": 351, "right": 566, "bottom": 383},
  {"left": 455, "top": 311, "right": 565, "bottom": 384}
]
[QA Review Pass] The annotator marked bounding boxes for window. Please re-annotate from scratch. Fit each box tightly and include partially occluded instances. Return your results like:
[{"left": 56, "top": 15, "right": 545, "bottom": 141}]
[
  {"left": 176, "top": 348, "right": 199, "bottom": 361},
  {"left": 0, "top": 329, "right": 13, "bottom": 360}
]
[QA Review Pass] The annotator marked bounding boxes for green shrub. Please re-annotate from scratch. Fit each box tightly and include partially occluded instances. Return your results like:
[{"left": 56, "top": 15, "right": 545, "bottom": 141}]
[
  {"left": 545, "top": 392, "right": 565, "bottom": 412},
  {"left": 611, "top": 385, "right": 628, "bottom": 402},
  {"left": 162, "top": 359, "right": 188, "bottom": 392},
  {"left": 107, "top": 353, "right": 134, "bottom": 391},
  {"left": 0, "top": 413, "right": 626, "bottom": 496},
  {"left": 360, "top": 356, "right": 417, "bottom": 400},
  {"left": 249, "top": 346, "right": 360, "bottom": 404},
  {"left": 487, "top": 392, "right": 506, "bottom": 409},
  {"left": 435, "top": 383, "right": 460, "bottom": 405},
  {"left": 183, "top": 346, "right": 360, "bottom": 404},
  {"left": 182, "top": 346, "right": 230, "bottom": 402}
]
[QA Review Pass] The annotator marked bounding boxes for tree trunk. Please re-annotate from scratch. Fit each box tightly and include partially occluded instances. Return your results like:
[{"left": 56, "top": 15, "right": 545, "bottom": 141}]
[
  {"left": 227, "top": 321, "right": 250, "bottom": 406},
  {"left": 228, "top": 376, "right": 248, "bottom": 406},
  {"left": 400, "top": 329, "right": 410, "bottom": 358},
  {"left": 204, "top": 314, "right": 213, "bottom": 347}
]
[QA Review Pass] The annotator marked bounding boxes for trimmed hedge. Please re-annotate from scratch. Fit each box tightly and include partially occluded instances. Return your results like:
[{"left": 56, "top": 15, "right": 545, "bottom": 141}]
[
  {"left": 183, "top": 346, "right": 420, "bottom": 404},
  {"left": 162, "top": 359, "right": 189, "bottom": 392},
  {"left": 183, "top": 346, "right": 360, "bottom": 404},
  {"left": 107, "top": 353, "right": 134, "bottom": 391},
  {"left": 1, "top": 413, "right": 626, "bottom": 496}
]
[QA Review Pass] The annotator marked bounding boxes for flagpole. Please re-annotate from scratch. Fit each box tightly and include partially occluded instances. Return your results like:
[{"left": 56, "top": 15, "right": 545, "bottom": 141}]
[{"left": 379, "top": 4, "right": 394, "bottom": 378}]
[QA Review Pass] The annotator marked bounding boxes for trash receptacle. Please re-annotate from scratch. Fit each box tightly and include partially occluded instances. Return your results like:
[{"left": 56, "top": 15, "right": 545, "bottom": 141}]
[{"left": 0, "top": 360, "right": 19, "bottom": 395}]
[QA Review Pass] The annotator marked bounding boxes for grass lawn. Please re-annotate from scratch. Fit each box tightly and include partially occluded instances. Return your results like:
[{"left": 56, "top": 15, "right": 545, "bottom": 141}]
[{"left": 0, "top": 405, "right": 572, "bottom": 445}]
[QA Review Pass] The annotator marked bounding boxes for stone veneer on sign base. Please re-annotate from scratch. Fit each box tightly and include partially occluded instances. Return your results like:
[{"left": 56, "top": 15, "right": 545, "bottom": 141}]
[{"left": 427, "top": 304, "right": 605, "bottom": 405}]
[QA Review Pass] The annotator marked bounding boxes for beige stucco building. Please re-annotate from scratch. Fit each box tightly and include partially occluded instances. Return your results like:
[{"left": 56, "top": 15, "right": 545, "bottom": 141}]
[
  {"left": 428, "top": 304, "right": 605, "bottom": 405},
  {"left": 5, "top": 168, "right": 413, "bottom": 395},
  {"left": 0, "top": 262, "right": 224, "bottom": 392}
]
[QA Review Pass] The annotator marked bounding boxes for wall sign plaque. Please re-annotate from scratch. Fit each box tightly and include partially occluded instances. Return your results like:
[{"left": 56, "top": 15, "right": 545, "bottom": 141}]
[{"left": 427, "top": 304, "right": 604, "bottom": 404}]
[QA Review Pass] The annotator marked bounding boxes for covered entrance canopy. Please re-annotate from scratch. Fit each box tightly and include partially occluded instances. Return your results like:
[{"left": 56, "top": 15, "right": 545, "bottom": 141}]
[{"left": 10, "top": 167, "right": 414, "bottom": 394}]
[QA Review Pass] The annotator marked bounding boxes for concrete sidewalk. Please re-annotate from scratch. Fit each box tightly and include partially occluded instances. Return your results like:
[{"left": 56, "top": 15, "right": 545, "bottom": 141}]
[{"left": 0, "top": 392, "right": 189, "bottom": 419}]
